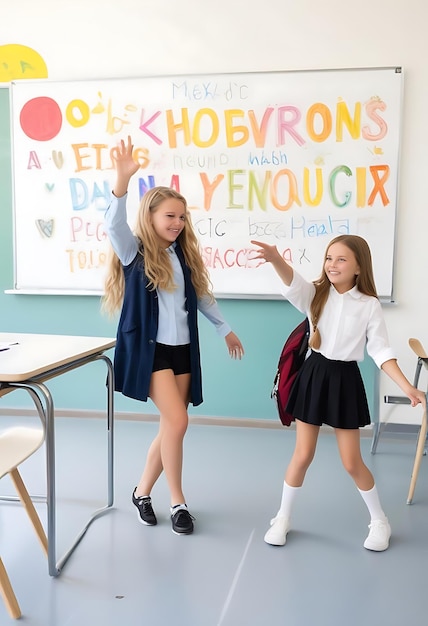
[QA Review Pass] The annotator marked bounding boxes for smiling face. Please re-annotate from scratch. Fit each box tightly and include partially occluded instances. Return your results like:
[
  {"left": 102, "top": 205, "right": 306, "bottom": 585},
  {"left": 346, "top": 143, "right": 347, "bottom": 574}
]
[
  {"left": 324, "top": 241, "right": 360, "bottom": 293},
  {"left": 150, "top": 197, "right": 186, "bottom": 248}
]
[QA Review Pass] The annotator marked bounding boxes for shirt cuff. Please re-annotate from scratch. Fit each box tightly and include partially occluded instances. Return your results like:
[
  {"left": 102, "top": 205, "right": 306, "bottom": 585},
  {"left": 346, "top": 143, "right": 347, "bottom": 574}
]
[
  {"left": 216, "top": 322, "right": 232, "bottom": 338},
  {"left": 374, "top": 348, "right": 397, "bottom": 369}
]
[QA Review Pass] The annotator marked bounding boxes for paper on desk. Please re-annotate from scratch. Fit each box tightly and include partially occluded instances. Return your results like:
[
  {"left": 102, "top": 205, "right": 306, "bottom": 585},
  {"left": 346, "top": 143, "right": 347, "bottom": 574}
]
[{"left": 0, "top": 342, "right": 19, "bottom": 352}]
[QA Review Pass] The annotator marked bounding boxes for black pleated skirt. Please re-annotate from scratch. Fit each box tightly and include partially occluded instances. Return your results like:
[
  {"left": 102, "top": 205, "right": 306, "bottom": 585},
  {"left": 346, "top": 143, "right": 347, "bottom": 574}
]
[{"left": 286, "top": 350, "right": 371, "bottom": 429}]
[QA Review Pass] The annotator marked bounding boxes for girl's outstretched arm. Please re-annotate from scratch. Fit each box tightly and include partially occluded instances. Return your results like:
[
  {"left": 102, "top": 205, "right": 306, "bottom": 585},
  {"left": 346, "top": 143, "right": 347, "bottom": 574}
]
[
  {"left": 250, "top": 240, "right": 294, "bottom": 286},
  {"left": 381, "top": 359, "right": 427, "bottom": 407}
]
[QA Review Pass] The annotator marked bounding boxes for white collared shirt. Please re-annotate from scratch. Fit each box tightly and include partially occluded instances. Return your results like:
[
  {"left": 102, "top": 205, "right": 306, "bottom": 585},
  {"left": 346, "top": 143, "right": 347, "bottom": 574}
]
[
  {"left": 104, "top": 194, "right": 231, "bottom": 345},
  {"left": 280, "top": 270, "right": 396, "bottom": 367}
]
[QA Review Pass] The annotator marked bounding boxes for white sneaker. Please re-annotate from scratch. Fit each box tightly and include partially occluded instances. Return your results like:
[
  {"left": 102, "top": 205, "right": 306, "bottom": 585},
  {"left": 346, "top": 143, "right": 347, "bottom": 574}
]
[
  {"left": 264, "top": 516, "right": 290, "bottom": 546},
  {"left": 363, "top": 518, "right": 391, "bottom": 551}
]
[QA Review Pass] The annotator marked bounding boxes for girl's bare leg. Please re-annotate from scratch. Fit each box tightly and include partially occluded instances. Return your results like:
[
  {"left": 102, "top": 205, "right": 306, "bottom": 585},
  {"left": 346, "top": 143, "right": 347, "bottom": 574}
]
[
  {"left": 136, "top": 369, "right": 190, "bottom": 505},
  {"left": 335, "top": 427, "right": 390, "bottom": 550},
  {"left": 264, "top": 420, "right": 320, "bottom": 546},
  {"left": 334, "top": 428, "right": 374, "bottom": 490},
  {"left": 134, "top": 434, "right": 163, "bottom": 496},
  {"left": 285, "top": 420, "right": 320, "bottom": 486}
]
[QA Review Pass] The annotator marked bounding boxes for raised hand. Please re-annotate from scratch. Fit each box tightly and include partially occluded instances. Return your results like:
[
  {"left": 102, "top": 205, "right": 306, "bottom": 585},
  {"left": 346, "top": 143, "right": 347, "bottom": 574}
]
[
  {"left": 250, "top": 240, "right": 282, "bottom": 263},
  {"left": 250, "top": 240, "right": 294, "bottom": 285},
  {"left": 112, "top": 136, "right": 140, "bottom": 196}
]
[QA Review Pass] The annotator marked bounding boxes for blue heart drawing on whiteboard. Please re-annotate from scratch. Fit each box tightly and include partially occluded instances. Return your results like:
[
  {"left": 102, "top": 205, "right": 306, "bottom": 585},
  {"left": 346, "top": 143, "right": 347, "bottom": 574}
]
[
  {"left": 35, "top": 219, "right": 54, "bottom": 238},
  {"left": 45, "top": 183, "right": 55, "bottom": 191}
]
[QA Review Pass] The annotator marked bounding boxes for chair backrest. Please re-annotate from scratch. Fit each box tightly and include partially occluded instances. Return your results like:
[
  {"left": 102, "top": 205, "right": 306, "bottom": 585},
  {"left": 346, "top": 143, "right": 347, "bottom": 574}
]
[
  {"left": 0, "top": 427, "right": 44, "bottom": 480},
  {"left": 409, "top": 338, "right": 428, "bottom": 360},
  {"left": 408, "top": 338, "right": 428, "bottom": 389}
]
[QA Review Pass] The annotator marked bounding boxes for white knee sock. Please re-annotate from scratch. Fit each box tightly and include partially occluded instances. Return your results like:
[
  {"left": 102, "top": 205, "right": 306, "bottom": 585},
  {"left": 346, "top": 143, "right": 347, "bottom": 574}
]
[
  {"left": 277, "top": 481, "right": 301, "bottom": 518},
  {"left": 357, "top": 485, "right": 387, "bottom": 521}
]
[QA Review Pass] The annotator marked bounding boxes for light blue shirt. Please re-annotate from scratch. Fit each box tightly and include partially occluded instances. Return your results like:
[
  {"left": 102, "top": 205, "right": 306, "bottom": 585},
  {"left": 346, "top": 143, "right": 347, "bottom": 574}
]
[{"left": 104, "top": 194, "right": 232, "bottom": 345}]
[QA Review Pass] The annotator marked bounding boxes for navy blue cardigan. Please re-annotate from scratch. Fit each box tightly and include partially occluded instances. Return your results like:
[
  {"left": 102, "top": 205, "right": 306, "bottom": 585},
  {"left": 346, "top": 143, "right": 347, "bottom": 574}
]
[{"left": 113, "top": 243, "right": 203, "bottom": 406}]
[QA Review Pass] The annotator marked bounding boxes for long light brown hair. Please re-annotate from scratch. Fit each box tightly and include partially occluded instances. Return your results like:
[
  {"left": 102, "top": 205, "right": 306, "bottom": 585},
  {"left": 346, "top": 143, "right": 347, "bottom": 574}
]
[
  {"left": 102, "top": 186, "right": 213, "bottom": 315},
  {"left": 309, "top": 235, "right": 378, "bottom": 349}
]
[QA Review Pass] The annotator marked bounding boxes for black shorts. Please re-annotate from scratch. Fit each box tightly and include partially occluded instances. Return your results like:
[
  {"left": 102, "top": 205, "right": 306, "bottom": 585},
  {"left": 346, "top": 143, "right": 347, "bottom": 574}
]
[{"left": 152, "top": 343, "right": 191, "bottom": 375}]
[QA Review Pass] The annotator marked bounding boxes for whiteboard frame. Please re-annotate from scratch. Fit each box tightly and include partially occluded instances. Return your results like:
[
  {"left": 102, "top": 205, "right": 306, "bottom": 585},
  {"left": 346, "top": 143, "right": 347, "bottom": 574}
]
[{"left": 8, "top": 66, "right": 403, "bottom": 300}]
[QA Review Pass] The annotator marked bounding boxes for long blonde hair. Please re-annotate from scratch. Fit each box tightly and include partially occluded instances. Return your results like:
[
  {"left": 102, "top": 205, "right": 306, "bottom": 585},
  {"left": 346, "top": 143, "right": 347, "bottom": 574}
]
[
  {"left": 102, "top": 186, "right": 213, "bottom": 315},
  {"left": 309, "top": 235, "right": 378, "bottom": 350}
]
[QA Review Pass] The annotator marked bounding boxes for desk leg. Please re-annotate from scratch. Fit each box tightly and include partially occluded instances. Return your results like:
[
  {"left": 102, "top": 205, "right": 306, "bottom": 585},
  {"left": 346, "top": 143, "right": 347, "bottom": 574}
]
[
  {"left": 95, "top": 354, "right": 114, "bottom": 507},
  {"left": 24, "top": 381, "right": 58, "bottom": 576},
  {"left": 53, "top": 354, "right": 115, "bottom": 574},
  {"left": 4, "top": 382, "right": 58, "bottom": 576},
  {"left": 13, "top": 355, "right": 115, "bottom": 577},
  {"left": 0, "top": 385, "right": 47, "bottom": 507}
]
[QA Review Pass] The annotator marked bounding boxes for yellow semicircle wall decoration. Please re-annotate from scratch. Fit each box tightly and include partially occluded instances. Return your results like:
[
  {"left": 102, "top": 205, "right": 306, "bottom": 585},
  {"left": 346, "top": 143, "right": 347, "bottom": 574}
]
[{"left": 0, "top": 44, "right": 48, "bottom": 81}]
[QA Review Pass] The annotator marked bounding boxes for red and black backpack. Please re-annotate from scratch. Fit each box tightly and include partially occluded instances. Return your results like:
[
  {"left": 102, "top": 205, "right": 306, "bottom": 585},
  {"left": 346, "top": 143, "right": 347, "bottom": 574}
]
[{"left": 271, "top": 318, "right": 310, "bottom": 426}]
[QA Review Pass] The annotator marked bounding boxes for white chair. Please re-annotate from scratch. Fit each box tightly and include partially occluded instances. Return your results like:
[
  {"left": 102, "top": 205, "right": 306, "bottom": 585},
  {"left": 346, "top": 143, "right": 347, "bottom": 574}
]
[
  {"left": 0, "top": 425, "right": 47, "bottom": 619},
  {"left": 381, "top": 337, "right": 428, "bottom": 504}
]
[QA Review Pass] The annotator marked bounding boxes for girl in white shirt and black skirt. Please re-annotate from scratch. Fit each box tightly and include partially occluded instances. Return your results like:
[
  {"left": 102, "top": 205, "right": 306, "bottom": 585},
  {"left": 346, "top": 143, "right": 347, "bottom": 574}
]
[{"left": 251, "top": 235, "right": 426, "bottom": 551}]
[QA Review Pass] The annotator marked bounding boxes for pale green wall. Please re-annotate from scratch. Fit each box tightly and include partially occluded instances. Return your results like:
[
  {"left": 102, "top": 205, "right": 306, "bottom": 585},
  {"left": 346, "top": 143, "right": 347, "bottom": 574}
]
[{"left": 0, "top": 87, "right": 376, "bottom": 421}]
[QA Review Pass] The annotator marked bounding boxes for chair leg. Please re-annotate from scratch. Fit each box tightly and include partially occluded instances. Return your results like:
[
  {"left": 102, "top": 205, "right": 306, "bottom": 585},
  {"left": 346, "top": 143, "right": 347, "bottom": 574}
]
[
  {"left": 9, "top": 468, "right": 48, "bottom": 556},
  {"left": 407, "top": 410, "right": 428, "bottom": 504},
  {"left": 0, "top": 557, "right": 21, "bottom": 619}
]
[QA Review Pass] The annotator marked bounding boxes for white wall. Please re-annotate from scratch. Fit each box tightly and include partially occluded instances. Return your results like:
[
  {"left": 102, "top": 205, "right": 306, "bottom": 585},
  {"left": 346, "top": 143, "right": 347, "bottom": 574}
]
[{"left": 3, "top": 0, "right": 428, "bottom": 424}]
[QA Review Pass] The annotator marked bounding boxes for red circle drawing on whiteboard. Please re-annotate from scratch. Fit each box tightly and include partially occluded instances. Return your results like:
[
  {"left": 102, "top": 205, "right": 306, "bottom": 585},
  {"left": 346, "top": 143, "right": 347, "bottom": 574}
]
[{"left": 20, "top": 97, "right": 62, "bottom": 141}]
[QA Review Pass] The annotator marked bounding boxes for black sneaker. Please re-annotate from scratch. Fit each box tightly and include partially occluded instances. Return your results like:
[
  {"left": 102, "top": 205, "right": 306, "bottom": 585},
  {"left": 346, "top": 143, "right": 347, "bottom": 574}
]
[
  {"left": 171, "top": 506, "right": 195, "bottom": 535},
  {"left": 132, "top": 489, "right": 157, "bottom": 525}
]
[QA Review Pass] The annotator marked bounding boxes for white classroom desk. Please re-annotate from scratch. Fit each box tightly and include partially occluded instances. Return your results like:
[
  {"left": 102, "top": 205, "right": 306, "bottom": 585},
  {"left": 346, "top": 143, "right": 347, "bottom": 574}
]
[{"left": 0, "top": 333, "right": 116, "bottom": 577}]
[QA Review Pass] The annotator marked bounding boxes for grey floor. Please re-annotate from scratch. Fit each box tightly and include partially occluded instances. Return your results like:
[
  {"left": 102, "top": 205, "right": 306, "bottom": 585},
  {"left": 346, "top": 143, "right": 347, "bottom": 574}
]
[{"left": 0, "top": 415, "right": 427, "bottom": 626}]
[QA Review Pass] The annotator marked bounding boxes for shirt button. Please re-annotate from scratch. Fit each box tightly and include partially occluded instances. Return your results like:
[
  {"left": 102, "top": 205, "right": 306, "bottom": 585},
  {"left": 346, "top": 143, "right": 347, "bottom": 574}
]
[{"left": 148, "top": 339, "right": 154, "bottom": 344}]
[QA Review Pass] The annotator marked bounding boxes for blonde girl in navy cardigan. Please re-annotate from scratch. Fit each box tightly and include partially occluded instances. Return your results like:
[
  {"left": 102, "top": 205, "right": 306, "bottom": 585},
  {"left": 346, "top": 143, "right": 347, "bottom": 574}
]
[{"left": 103, "top": 136, "right": 244, "bottom": 535}]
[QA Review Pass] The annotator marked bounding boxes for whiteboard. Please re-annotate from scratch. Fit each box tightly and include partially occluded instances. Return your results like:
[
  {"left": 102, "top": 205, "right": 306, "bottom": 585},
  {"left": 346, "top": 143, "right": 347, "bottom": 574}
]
[{"left": 9, "top": 68, "right": 403, "bottom": 298}]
